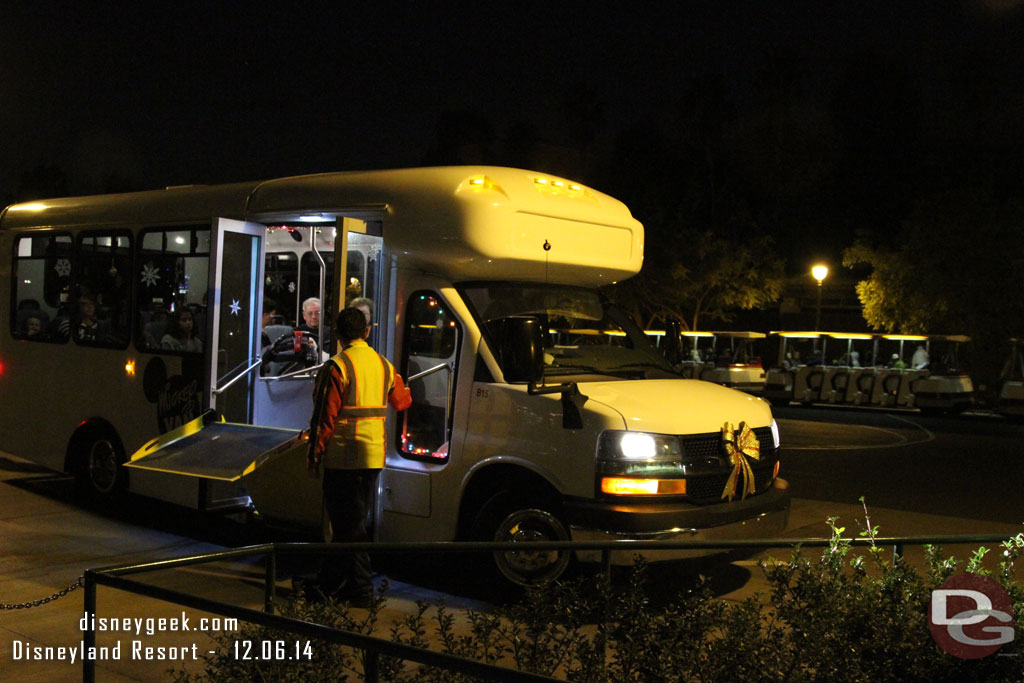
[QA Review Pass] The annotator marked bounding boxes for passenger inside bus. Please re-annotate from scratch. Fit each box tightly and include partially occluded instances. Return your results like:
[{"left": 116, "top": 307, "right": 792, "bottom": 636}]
[
  {"left": 160, "top": 308, "right": 202, "bottom": 353},
  {"left": 142, "top": 305, "right": 169, "bottom": 349},
  {"left": 72, "top": 294, "right": 109, "bottom": 344},
  {"left": 21, "top": 315, "right": 45, "bottom": 339},
  {"left": 14, "top": 300, "right": 50, "bottom": 340},
  {"left": 349, "top": 296, "right": 374, "bottom": 346}
]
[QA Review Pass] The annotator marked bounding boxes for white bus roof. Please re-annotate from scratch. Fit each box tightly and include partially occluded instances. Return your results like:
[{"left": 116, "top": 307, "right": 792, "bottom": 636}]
[{"left": 1, "top": 166, "right": 643, "bottom": 287}]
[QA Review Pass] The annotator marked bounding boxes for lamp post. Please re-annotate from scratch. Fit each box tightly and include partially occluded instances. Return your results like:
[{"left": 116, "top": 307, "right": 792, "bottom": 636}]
[{"left": 812, "top": 264, "right": 828, "bottom": 331}]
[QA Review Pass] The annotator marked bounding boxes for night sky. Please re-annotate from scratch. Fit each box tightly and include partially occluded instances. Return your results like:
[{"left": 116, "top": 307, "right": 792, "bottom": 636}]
[{"left": 3, "top": 1, "right": 1023, "bottom": 268}]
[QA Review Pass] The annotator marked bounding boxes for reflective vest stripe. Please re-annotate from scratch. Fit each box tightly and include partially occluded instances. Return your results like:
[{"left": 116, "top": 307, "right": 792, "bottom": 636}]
[
  {"left": 323, "top": 343, "right": 394, "bottom": 469},
  {"left": 338, "top": 353, "right": 358, "bottom": 407},
  {"left": 336, "top": 353, "right": 360, "bottom": 464},
  {"left": 339, "top": 406, "right": 388, "bottom": 417}
]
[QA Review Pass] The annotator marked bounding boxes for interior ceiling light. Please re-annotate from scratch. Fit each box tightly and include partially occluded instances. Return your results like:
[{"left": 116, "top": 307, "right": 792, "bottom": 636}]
[{"left": 298, "top": 214, "right": 332, "bottom": 223}]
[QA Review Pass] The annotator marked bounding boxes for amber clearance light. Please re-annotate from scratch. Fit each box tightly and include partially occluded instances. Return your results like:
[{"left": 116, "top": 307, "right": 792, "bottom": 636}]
[{"left": 601, "top": 477, "right": 686, "bottom": 496}]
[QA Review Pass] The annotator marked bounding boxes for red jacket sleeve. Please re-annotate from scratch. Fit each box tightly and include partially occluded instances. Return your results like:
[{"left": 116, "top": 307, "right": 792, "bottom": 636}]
[
  {"left": 389, "top": 373, "right": 413, "bottom": 411},
  {"left": 309, "top": 362, "right": 344, "bottom": 461}
]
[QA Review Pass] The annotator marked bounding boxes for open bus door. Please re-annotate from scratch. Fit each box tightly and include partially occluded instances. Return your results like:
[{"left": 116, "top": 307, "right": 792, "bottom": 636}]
[
  {"left": 207, "top": 218, "right": 266, "bottom": 421},
  {"left": 126, "top": 217, "right": 383, "bottom": 530},
  {"left": 124, "top": 218, "right": 296, "bottom": 511},
  {"left": 125, "top": 217, "right": 303, "bottom": 512}
]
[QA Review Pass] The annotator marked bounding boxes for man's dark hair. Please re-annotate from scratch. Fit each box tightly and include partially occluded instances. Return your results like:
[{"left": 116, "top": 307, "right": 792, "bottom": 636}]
[{"left": 335, "top": 306, "right": 368, "bottom": 343}]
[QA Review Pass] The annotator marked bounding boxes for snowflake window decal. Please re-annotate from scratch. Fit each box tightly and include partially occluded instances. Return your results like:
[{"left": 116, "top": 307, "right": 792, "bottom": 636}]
[
  {"left": 54, "top": 258, "right": 71, "bottom": 278},
  {"left": 229, "top": 299, "right": 241, "bottom": 316},
  {"left": 268, "top": 273, "right": 286, "bottom": 292},
  {"left": 141, "top": 263, "right": 161, "bottom": 287}
]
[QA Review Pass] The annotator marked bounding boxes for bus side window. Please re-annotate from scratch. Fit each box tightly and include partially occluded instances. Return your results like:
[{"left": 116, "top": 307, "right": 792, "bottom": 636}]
[
  {"left": 136, "top": 228, "right": 210, "bottom": 353},
  {"left": 398, "top": 292, "right": 459, "bottom": 461},
  {"left": 73, "top": 232, "right": 132, "bottom": 348},
  {"left": 10, "top": 234, "right": 72, "bottom": 343}
]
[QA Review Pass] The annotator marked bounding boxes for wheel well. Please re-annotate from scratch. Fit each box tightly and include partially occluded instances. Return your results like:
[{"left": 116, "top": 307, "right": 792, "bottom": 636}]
[
  {"left": 456, "top": 464, "right": 562, "bottom": 539},
  {"left": 64, "top": 418, "right": 126, "bottom": 473}
]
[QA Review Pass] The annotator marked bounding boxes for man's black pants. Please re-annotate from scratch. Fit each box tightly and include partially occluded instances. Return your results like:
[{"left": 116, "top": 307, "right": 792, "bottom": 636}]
[{"left": 319, "top": 468, "right": 377, "bottom": 599}]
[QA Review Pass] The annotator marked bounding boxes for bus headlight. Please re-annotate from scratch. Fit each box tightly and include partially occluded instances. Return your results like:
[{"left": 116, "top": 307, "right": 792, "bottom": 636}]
[{"left": 596, "top": 430, "right": 687, "bottom": 495}]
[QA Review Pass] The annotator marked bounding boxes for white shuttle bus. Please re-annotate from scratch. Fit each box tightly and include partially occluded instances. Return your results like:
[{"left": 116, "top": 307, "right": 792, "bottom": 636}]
[{"left": 0, "top": 167, "right": 788, "bottom": 584}]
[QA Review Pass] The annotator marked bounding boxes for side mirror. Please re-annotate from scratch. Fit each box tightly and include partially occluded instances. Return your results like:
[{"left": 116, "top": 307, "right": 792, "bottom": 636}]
[
  {"left": 489, "top": 316, "right": 544, "bottom": 383},
  {"left": 663, "top": 319, "right": 682, "bottom": 365}
]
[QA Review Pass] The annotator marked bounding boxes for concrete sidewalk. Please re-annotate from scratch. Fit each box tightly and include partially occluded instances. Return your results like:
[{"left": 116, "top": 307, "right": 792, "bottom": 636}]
[
  {"left": 0, "top": 453, "right": 489, "bottom": 682},
  {"left": 3, "top": 450, "right": 1020, "bottom": 681}
]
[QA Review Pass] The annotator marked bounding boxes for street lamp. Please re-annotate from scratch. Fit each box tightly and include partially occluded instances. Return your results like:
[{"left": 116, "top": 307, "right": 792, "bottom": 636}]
[{"left": 812, "top": 264, "right": 828, "bottom": 331}]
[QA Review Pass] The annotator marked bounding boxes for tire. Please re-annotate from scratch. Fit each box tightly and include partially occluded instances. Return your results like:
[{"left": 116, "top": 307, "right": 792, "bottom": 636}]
[
  {"left": 74, "top": 432, "right": 128, "bottom": 504},
  {"left": 472, "top": 492, "right": 572, "bottom": 587}
]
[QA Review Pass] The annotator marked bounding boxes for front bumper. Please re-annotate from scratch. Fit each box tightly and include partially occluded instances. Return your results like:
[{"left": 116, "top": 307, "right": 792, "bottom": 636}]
[{"left": 566, "top": 478, "right": 791, "bottom": 565}]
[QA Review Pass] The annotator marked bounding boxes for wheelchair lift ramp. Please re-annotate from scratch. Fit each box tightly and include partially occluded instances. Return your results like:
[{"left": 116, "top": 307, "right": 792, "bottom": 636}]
[{"left": 127, "top": 414, "right": 302, "bottom": 482}]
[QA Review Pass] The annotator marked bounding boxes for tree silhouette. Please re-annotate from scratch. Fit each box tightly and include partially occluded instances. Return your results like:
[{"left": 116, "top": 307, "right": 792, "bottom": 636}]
[{"left": 843, "top": 189, "right": 1024, "bottom": 389}]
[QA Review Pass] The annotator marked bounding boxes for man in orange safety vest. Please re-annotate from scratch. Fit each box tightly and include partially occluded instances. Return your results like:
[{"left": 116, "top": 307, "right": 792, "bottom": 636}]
[{"left": 307, "top": 306, "right": 412, "bottom": 604}]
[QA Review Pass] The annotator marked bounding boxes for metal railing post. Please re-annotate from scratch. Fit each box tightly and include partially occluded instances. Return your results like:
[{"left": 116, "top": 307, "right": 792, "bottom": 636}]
[
  {"left": 601, "top": 548, "right": 612, "bottom": 587},
  {"left": 83, "top": 570, "right": 97, "bottom": 683},
  {"left": 265, "top": 547, "right": 277, "bottom": 613},
  {"left": 365, "top": 650, "right": 380, "bottom": 682}
]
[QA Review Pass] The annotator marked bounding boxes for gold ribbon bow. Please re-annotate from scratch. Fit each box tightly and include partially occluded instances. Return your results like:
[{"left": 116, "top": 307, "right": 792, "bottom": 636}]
[{"left": 721, "top": 421, "right": 760, "bottom": 501}]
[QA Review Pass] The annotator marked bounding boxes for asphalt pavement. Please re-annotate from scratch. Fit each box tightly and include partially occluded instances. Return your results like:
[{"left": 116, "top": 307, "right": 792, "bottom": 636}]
[{"left": 2, "top": 406, "right": 1022, "bottom": 680}]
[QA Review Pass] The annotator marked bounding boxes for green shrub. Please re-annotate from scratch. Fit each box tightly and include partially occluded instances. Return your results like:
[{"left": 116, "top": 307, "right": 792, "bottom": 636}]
[{"left": 173, "top": 509, "right": 1024, "bottom": 682}]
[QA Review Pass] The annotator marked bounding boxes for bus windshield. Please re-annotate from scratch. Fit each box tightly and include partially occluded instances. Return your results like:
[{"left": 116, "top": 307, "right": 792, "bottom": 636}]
[{"left": 462, "top": 283, "right": 676, "bottom": 380}]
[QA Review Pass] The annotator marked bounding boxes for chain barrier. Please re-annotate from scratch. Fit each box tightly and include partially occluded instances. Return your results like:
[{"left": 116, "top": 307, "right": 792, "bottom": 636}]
[{"left": 0, "top": 575, "right": 84, "bottom": 610}]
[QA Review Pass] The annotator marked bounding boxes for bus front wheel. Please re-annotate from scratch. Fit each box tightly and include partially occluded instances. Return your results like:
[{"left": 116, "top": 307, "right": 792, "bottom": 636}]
[{"left": 472, "top": 492, "right": 572, "bottom": 587}]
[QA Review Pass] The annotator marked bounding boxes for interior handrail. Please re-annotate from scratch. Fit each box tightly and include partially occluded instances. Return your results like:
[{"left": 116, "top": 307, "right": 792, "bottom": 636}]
[{"left": 212, "top": 358, "right": 263, "bottom": 396}]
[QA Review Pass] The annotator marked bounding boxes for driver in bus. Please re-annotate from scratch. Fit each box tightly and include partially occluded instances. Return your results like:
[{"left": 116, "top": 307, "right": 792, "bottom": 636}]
[{"left": 296, "top": 297, "right": 321, "bottom": 336}]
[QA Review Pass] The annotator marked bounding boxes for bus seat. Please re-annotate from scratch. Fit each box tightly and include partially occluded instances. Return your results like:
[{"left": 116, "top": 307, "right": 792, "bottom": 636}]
[
  {"left": 263, "top": 324, "right": 294, "bottom": 346},
  {"left": 261, "top": 324, "right": 296, "bottom": 376},
  {"left": 144, "top": 320, "right": 167, "bottom": 348},
  {"left": 17, "top": 298, "right": 42, "bottom": 311}
]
